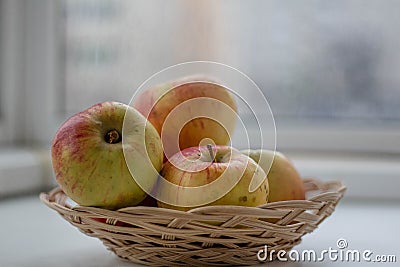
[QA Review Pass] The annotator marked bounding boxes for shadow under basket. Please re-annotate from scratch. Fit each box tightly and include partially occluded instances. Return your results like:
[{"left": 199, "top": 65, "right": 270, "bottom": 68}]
[{"left": 40, "top": 178, "right": 346, "bottom": 267}]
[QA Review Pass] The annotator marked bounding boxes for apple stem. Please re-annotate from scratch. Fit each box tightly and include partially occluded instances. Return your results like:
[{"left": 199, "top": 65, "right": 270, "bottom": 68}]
[
  {"left": 207, "top": 144, "right": 215, "bottom": 163},
  {"left": 105, "top": 129, "right": 121, "bottom": 144}
]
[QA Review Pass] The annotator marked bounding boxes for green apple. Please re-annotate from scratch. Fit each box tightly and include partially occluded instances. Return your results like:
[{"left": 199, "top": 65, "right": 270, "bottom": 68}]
[
  {"left": 157, "top": 145, "right": 269, "bottom": 211},
  {"left": 51, "top": 102, "right": 163, "bottom": 209},
  {"left": 240, "top": 149, "right": 305, "bottom": 202}
]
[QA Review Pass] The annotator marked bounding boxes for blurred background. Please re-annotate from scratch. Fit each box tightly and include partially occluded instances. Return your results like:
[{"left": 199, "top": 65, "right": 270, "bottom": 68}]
[{"left": 0, "top": 0, "right": 399, "bottom": 200}]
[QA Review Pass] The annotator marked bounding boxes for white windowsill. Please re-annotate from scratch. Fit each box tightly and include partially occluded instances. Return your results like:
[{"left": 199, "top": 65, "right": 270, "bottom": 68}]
[
  {"left": 0, "top": 147, "right": 54, "bottom": 198},
  {"left": 289, "top": 152, "right": 400, "bottom": 200},
  {"left": 0, "top": 194, "right": 398, "bottom": 266},
  {"left": 0, "top": 147, "right": 399, "bottom": 200}
]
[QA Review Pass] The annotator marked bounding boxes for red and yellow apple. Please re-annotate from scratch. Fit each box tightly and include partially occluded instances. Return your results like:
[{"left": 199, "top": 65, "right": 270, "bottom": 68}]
[
  {"left": 240, "top": 149, "right": 305, "bottom": 202},
  {"left": 51, "top": 101, "right": 163, "bottom": 210},
  {"left": 133, "top": 78, "right": 237, "bottom": 161},
  {"left": 156, "top": 145, "right": 269, "bottom": 211}
]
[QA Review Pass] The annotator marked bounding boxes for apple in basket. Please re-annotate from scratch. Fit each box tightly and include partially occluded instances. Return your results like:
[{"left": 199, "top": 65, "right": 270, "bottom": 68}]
[
  {"left": 51, "top": 102, "right": 163, "bottom": 210},
  {"left": 241, "top": 149, "right": 305, "bottom": 202},
  {"left": 156, "top": 145, "right": 269, "bottom": 211},
  {"left": 133, "top": 77, "right": 238, "bottom": 161}
]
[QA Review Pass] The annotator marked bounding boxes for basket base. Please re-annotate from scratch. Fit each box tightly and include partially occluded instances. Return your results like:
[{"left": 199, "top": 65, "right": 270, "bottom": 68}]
[{"left": 101, "top": 237, "right": 301, "bottom": 266}]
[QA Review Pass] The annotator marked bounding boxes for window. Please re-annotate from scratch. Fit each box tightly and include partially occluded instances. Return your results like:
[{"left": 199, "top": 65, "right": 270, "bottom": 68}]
[
  {"left": 0, "top": 0, "right": 22, "bottom": 144},
  {"left": 0, "top": 0, "right": 62, "bottom": 146},
  {"left": 0, "top": 0, "right": 58, "bottom": 196},
  {"left": 60, "top": 1, "right": 400, "bottom": 154},
  {"left": 1, "top": 0, "right": 399, "bottom": 199}
]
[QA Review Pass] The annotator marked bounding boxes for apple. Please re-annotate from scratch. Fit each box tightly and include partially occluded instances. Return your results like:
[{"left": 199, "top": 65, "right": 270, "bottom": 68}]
[
  {"left": 240, "top": 149, "right": 305, "bottom": 202},
  {"left": 156, "top": 145, "right": 269, "bottom": 211},
  {"left": 132, "top": 77, "right": 238, "bottom": 161},
  {"left": 51, "top": 101, "right": 163, "bottom": 210}
]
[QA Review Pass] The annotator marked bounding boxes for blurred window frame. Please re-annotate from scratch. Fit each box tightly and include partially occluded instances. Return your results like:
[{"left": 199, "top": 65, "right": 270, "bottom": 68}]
[
  {"left": 0, "top": 0, "right": 399, "bottom": 199},
  {"left": 0, "top": 0, "right": 57, "bottom": 197},
  {"left": 0, "top": 0, "right": 24, "bottom": 144}
]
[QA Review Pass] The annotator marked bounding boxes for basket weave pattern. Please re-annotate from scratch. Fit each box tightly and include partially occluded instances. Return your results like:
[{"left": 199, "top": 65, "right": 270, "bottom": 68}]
[{"left": 40, "top": 178, "right": 346, "bottom": 266}]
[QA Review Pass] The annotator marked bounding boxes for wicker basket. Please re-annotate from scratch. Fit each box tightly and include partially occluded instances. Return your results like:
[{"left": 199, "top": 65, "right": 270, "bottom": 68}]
[{"left": 40, "top": 178, "right": 346, "bottom": 266}]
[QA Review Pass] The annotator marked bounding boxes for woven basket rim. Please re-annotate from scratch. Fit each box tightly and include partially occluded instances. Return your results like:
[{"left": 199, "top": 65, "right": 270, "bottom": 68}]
[{"left": 40, "top": 177, "right": 346, "bottom": 215}]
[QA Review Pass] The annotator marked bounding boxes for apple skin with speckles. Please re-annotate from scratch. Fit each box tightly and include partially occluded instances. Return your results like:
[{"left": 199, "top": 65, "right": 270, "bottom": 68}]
[
  {"left": 241, "top": 149, "right": 305, "bottom": 203},
  {"left": 132, "top": 77, "right": 237, "bottom": 161},
  {"left": 157, "top": 145, "right": 269, "bottom": 211},
  {"left": 51, "top": 102, "right": 163, "bottom": 210}
]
